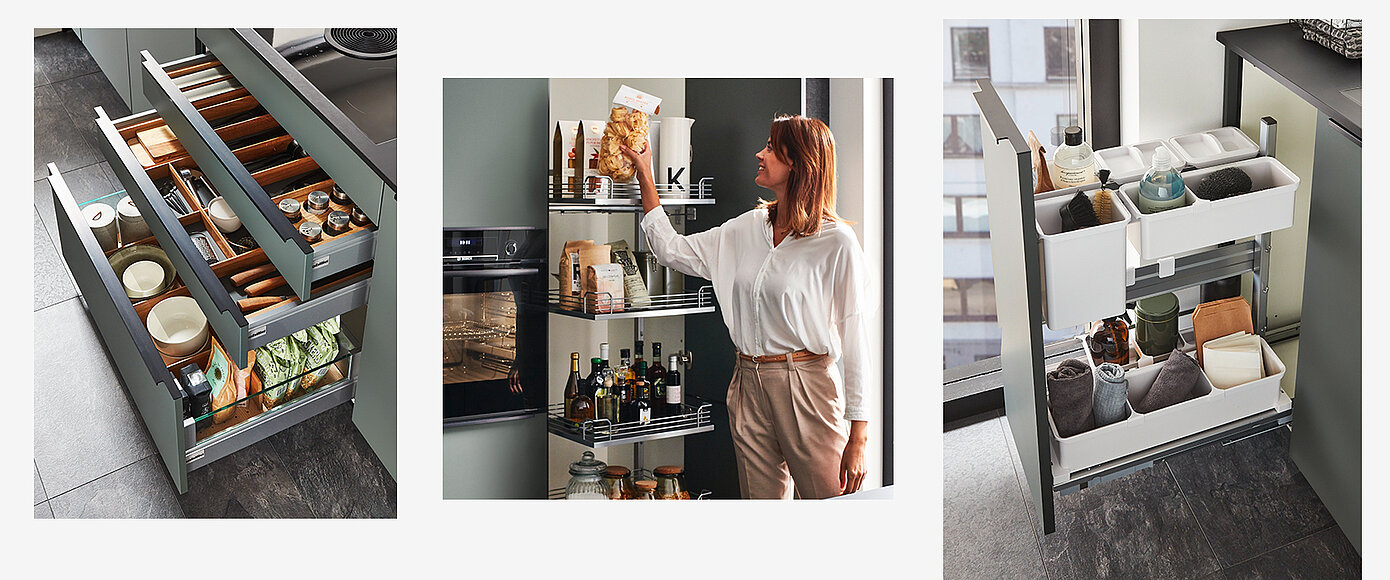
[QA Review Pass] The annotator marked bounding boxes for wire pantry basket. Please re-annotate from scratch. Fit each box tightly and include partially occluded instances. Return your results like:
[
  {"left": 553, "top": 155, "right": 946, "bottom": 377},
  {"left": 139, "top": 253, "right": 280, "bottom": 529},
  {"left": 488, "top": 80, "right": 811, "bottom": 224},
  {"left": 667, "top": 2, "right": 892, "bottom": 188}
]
[
  {"left": 549, "top": 286, "right": 715, "bottom": 318},
  {"left": 547, "top": 398, "right": 716, "bottom": 447},
  {"left": 549, "top": 175, "right": 714, "bottom": 205},
  {"left": 1292, "top": 19, "right": 1362, "bottom": 59}
]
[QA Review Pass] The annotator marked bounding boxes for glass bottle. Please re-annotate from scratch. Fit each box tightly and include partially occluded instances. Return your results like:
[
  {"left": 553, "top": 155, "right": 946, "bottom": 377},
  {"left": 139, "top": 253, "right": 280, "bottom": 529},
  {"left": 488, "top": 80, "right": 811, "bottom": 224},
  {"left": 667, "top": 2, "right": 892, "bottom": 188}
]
[
  {"left": 653, "top": 465, "right": 689, "bottom": 499},
  {"left": 633, "top": 480, "right": 657, "bottom": 500},
  {"left": 1087, "top": 316, "right": 1130, "bottom": 366},
  {"left": 663, "top": 354, "right": 683, "bottom": 417},
  {"left": 565, "top": 451, "right": 610, "bottom": 500},
  {"left": 616, "top": 348, "right": 633, "bottom": 419},
  {"left": 585, "top": 357, "right": 602, "bottom": 398},
  {"left": 595, "top": 343, "right": 620, "bottom": 424},
  {"left": 634, "top": 379, "right": 652, "bottom": 424},
  {"left": 1137, "top": 146, "right": 1187, "bottom": 214},
  {"left": 602, "top": 465, "right": 635, "bottom": 500},
  {"left": 1053, "top": 126, "right": 1098, "bottom": 187},
  {"left": 564, "top": 352, "right": 594, "bottom": 422},
  {"left": 648, "top": 342, "right": 667, "bottom": 387}
]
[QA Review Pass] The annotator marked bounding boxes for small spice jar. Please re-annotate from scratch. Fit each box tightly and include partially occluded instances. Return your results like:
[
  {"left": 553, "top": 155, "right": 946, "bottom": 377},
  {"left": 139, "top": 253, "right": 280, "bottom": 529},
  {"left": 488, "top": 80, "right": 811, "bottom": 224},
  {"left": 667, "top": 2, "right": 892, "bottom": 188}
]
[
  {"left": 653, "top": 465, "right": 689, "bottom": 499},
  {"left": 350, "top": 205, "right": 372, "bottom": 227},
  {"left": 1135, "top": 293, "right": 1180, "bottom": 357},
  {"left": 305, "top": 190, "right": 331, "bottom": 215},
  {"left": 564, "top": 451, "right": 610, "bottom": 500},
  {"left": 278, "top": 198, "right": 302, "bottom": 223},
  {"left": 601, "top": 465, "right": 636, "bottom": 500},
  {"left": 633, "top": 480, "right": 657, "bottom": 500},
  {"left": 299, "top": 221, "right": 322, "bottom": 243},
  {"left": 324, "top": 211, "right": 352, "bottom": 236},
  {"left": 329, "top": 185, "right": 352, "bottom": 207}
]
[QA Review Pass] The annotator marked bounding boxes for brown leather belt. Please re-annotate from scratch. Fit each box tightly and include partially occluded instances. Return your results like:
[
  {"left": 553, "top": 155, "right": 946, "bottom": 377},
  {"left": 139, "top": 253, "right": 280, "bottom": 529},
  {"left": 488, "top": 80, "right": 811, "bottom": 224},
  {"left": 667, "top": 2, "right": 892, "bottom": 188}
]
[{"left": 737, "top": 349, "right": 825, "bottom": 364}]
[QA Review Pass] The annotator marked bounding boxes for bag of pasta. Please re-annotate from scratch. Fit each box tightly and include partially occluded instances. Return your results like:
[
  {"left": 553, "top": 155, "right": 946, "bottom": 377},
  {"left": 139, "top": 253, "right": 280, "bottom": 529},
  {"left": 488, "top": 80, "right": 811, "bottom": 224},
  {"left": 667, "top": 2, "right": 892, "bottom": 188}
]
[
  {"left": 254, "top": 336, "right": 304, "bottom": 409},
  {"left": 598, "top": 85, "right": 662, "bottom": 183},
  {"left": 296, "top": 316, "right": 342, "bottom": 392}
]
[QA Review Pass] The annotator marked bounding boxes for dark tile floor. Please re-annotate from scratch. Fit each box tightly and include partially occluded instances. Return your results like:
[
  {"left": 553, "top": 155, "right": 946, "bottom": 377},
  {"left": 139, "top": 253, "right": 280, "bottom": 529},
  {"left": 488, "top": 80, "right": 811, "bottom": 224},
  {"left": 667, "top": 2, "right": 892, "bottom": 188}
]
[
  {"left": 944, "top": 410, "right": 1360, "bottom": 579},
  {"left": 33, "top": 29, "right": 396, "bottom": 519}
]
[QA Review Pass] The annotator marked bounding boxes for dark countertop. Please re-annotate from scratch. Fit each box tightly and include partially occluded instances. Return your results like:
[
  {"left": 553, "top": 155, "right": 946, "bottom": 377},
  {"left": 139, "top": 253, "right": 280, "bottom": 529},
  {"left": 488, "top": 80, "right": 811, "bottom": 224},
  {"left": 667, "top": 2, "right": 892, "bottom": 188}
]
[{"left": 1218, "top": 22, "right": 1361, "bottom": 140}]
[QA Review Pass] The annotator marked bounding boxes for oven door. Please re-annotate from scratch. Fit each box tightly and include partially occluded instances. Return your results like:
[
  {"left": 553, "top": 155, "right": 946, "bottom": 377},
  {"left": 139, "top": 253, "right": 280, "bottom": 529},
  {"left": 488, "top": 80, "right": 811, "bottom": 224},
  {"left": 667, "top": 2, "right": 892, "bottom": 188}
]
[{"left": 443, "top": 264, "right": 546, "bottom": 424}]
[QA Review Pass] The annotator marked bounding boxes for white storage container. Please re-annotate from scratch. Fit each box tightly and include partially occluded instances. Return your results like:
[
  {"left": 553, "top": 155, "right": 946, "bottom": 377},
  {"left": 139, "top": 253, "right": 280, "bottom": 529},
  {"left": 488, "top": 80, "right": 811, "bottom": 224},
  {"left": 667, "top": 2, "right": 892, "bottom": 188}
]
[
  {"left": 1201, "top": 334, "right": 1287, "bottom": 420},
  {"left": 1035, "top": 189, "right": 1132, "bottom": 330},
  {"left": 1116, "top": 156, "right": 1299, "bottom": 261},
  {"left": 1094, "top": 139, "right": 1175, "bottom": 184},
  {"left": 1165, "top": 126, "right": 1259, "bottom": 169},
  {"left": 1048, "top": 336, "right": 1286, "bottom": 472}
]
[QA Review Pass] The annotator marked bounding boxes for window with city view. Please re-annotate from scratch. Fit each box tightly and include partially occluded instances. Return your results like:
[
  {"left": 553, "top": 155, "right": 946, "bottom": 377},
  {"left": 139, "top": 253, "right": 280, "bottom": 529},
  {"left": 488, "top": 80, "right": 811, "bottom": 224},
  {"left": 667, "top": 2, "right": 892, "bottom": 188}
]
[{"left": 943, "top": 19, "right": 1084, "bottom": 371}]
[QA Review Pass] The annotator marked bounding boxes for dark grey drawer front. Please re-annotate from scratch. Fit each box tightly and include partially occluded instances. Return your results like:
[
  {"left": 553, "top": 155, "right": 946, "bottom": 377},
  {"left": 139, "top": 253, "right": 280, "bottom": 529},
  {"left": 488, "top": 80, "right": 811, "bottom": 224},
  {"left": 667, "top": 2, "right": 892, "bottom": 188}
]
[
  {"left": 198, "top": 28, "right": 389, "bottom": 222},
  {"left": 95, "top": 107, "right": 373, "bottom": 368},
  {"left": 47, "top": 163, "right": 189, "bottom": 493},
  {"left": 139, "top": 51, "right": 376, "bottom": 301}
]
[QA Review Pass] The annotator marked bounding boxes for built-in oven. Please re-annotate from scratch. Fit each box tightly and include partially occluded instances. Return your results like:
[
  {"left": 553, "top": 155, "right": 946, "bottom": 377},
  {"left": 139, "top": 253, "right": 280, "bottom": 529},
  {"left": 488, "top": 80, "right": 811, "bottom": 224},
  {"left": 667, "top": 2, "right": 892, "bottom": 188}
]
[{"left": 443, "top": 227, "right": 547, "bottom": 424}]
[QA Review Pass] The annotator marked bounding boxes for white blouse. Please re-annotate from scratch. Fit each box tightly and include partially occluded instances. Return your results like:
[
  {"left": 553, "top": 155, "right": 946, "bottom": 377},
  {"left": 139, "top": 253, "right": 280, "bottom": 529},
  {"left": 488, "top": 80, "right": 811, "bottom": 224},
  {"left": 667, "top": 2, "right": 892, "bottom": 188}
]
[{"left": 640, "top": 205, "right": 874, "bottom": 422}]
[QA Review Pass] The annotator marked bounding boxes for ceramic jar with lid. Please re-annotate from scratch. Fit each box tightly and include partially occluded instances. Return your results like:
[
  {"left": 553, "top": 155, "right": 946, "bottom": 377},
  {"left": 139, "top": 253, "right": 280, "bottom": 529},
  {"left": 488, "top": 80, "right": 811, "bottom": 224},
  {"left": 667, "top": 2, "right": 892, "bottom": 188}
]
[
  {"left": 83, "top": 202, "right": 118, "bottom": 252},
  {"left": 117, "top": 196, "right": 152, "bottom": 244},
  {"left": 1136, "top": 293, "right": 1181, "bottom": 356},
  {"left": 565, "top": 451, "right": 610, "bottom": 500}
]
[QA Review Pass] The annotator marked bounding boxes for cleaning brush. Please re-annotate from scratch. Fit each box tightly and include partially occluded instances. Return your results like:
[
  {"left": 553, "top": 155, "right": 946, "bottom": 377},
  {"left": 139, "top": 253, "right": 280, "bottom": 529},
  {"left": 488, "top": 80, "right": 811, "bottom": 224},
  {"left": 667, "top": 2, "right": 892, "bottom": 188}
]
[
  {"left": 1092, "top": 169, "right": 1114, "bottom": 223},
  {"left": 1060, "top": 191, "right": 1102, "bottom": 232}
]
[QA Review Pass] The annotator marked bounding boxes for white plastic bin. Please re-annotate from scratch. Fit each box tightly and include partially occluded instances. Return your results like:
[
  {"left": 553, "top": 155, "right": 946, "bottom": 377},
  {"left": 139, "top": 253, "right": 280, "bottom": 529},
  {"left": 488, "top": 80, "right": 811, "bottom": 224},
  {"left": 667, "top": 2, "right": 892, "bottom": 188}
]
[
  {"left": 1165, "top": 126, "right": 1259, "bottom": 169},
  {"left": 1116, "top": 156, "right": 1299, "bottom": 261},
  {"left": 1201, "top": 334, "right": 1286, "bottom": 420},
  {"left": 1094, "top": 139, "right": 1173, "bottom": 184},
  {"left": 1035, "top": 189, "right": 1133, "bottom": 330}
]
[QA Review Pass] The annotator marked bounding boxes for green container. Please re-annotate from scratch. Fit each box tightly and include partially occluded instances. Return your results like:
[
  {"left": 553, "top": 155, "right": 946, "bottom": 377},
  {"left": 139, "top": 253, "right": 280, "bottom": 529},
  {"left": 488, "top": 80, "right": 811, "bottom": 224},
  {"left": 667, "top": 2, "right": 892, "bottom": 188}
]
[{"left": 1135, "top": 293, "right": 1180, "bottom": 356}]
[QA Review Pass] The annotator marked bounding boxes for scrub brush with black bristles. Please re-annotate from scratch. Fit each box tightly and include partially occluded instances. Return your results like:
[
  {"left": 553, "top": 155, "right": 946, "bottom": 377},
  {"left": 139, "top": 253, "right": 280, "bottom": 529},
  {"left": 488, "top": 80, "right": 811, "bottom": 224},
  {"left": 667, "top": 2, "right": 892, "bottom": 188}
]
[
  {"left": 1092, "top": 169, "right": 1115, "bottom": 224},
  {"left": 1060, "top": 191, "right": 1102, "bottom": 232}
]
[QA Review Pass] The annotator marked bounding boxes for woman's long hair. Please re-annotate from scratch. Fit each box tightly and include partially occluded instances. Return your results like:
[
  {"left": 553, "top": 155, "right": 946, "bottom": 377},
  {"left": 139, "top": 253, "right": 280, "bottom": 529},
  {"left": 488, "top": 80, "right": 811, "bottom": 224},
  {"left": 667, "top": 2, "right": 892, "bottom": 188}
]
[{"left": 758, "top": 114, "right": 846, "bottom": 237}]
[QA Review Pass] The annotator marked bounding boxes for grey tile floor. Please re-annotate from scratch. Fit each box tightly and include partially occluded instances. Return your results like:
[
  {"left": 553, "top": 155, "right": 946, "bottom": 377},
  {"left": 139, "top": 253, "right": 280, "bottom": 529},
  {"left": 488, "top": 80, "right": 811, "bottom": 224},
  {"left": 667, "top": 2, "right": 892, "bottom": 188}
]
[
  {"left": 33, "top": 29, "right": 395, "bottom": 519},
  {"left": 944, "top": 410, "right": 1360, "bottom": 579}
]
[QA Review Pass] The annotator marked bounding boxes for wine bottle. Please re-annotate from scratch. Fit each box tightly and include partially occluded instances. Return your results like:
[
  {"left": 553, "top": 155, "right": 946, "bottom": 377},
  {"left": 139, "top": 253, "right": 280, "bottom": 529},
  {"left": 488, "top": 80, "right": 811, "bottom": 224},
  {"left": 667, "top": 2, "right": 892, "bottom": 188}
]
[{"left": 664, "top": 354, "right": 682, "bottom": 417}]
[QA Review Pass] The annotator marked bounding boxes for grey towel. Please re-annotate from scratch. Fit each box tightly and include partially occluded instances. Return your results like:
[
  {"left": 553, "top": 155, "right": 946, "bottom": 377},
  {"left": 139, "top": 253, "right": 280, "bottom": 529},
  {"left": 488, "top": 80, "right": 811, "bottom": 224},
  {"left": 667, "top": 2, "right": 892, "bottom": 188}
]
[
  {"left": 1093, "top": 363, "right": 1129, "bottom": 427},
  {"left": 1048, "top": 359, "right": 1095, "bottom": 437},
  {"left": 1134, "top": 349, "right": 1203, "bottom": 413}
]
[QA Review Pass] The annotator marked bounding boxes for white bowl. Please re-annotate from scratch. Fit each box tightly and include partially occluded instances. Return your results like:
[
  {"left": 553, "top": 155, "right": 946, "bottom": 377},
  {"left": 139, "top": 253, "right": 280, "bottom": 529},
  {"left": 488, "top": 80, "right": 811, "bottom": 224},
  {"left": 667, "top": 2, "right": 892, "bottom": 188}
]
[
  {"left": 147, "top": 296, "right": 210, "bottom": 357},
  {"left": 207, "top": 197, "right": 241, "bottom": 233},
  {"left": 122, "top": 260, "right": 166, "bottom": 296}
]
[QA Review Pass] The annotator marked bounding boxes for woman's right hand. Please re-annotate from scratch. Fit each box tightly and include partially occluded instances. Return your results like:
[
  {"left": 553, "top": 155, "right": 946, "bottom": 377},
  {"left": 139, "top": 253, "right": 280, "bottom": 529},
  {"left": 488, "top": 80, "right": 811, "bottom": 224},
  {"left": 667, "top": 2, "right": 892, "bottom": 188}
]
[{"left": 619, "top": 139, "right": 654, "bottom": 182}]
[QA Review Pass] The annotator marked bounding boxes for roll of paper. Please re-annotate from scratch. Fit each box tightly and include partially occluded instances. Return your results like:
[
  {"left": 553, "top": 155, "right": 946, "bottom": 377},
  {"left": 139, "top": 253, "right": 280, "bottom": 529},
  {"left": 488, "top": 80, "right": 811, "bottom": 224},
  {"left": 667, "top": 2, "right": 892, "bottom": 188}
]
[
  {"left": 83, "top": 202, "right": 118, "bottom": 252},
  {"left": 658, "top": 117, "right": 694, "bottom": 195}
]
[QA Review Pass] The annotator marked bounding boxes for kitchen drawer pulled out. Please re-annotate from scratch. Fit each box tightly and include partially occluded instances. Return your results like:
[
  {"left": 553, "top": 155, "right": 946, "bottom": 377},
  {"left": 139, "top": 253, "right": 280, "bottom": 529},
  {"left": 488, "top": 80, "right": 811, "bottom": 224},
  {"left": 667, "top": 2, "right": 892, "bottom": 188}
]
[
  {"left": 140, "top": 51, "right": 377, "bottom": 302},
  {"left": 96, "top": 101, "right": 372, "bottom": 368},
  {"left": 51, "top": 162, "right": 368, "bottom": 491}
]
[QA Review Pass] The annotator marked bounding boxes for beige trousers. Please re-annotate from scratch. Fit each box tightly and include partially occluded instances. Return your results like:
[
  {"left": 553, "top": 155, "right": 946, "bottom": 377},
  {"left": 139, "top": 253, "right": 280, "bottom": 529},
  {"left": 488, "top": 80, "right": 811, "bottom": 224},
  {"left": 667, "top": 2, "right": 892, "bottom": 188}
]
[{"left": 727, "top": 353, "right": 850, "bottom": 499}]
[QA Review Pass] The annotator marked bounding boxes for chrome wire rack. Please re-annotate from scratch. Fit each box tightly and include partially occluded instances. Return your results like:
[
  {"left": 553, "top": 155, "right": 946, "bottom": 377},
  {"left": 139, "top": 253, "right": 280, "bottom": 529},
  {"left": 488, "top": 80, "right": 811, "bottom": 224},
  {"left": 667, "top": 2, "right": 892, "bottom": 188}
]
[
  {"left": 548, "top": 286, "right": 715, "bottom": 320},
  {"left": 549, "top": 176, "right": 714, "bottom": 211},
  {"left": 547, "top": 398, "right": 715, "bottom": 448}
]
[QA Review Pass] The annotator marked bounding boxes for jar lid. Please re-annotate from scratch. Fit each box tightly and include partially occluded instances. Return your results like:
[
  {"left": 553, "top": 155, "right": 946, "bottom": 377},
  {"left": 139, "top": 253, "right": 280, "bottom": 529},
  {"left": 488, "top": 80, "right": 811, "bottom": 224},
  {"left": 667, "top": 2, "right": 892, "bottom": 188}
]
[
  {"left": 83, "top": 202, "right": 116, "bottom": 226},
  {"left": 326, "top": 210, "right": 351, "bottom": 231},
  {"left": 279, "top": 198, "right": 301, "bottom": 212},
  {"left": 306, "top": 190, "right": 331, "bottom": 209},
  {"left": 330, "top": 186, "right": 351, "bottom": 205},
  {"left": 568, "top": 451, "right": 607, "bottom": 476},
  {"left": 654, "top": 465, "right": 684, "bottom": 476},
  {"left": 1136, "top": 293, "right": 1180, "bottom": 321},
  {"left": 299, "top": 221, "right": 322, "bottom": 238},
  {"left": 635, "top": 480, "right": 657, "bottom": 490},
  {"left": 603, "top": 466, "right": 630, "bottom": 477},
  {"left": 117, "top": 196, "right": 141, "bottom": 219}
]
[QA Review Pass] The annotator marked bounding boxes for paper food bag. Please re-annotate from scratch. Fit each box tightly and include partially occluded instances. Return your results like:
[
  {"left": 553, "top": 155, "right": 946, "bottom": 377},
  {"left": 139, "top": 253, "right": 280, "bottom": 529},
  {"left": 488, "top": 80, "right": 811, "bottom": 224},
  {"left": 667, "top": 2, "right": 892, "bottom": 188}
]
[
  {"left": 585, "top": 263, "right": 626, "bottom": 313},
  {"left": 607, "top": 240, "right": 651, "bottom": 308}
]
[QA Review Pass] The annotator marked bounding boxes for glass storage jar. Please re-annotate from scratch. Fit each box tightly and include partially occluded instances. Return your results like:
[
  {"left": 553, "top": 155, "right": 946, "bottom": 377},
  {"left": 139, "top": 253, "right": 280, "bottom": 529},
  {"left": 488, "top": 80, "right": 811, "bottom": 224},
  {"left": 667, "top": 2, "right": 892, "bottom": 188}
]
[
  {"left": 633, "top": 480, "right": 657, "bottom": 499},
  {"left": 565, "top": 451, "right": 610, "bottom": 500},
  {"left": 653, "top": 465, "right": 689, "bottom": 499},
  {"left": 602, "top": 466, "right": 635, "bottom": 500},
  {"left": 1135, "top": 293, "right": 1180, "bottom": 356}
]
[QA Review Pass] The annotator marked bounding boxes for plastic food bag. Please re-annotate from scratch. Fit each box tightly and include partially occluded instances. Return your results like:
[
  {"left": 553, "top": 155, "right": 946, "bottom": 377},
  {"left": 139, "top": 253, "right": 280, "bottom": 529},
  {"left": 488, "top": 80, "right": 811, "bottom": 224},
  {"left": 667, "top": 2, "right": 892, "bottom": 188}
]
[
  {"left": 599, "top": 106, "right": 649, "bottom": 182},
  {"left": 254, "top": 336, "right": 304, "bottom": 409},
  {"left": 296, "top": 316, "right": 341, "bottom": 392}
]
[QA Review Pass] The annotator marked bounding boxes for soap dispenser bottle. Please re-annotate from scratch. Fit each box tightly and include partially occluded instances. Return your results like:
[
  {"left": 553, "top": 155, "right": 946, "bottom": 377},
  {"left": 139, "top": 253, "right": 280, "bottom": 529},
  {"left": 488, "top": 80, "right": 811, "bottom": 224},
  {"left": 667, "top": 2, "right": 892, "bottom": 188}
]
[
  {"left": 1054, "top": 126, "right": 1098, "bottom": 186},
  {"left": 1137, "top": 146, "right": 1187, "bottom": 214}
]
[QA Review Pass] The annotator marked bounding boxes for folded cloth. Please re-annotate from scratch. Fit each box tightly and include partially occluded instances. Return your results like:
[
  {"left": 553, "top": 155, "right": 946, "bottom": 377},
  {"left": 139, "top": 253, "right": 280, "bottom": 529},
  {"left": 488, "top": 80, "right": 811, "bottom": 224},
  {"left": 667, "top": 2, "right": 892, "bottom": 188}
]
[
  {"left": 1135, "top": 349, "right": 1203, "bottom": 413},
  {"left": 1093, "top": 362, "right": 1129, "bottom": 427},
  {"left": 1048, "top": 359, "right": 1095, "bottom": 437}
]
